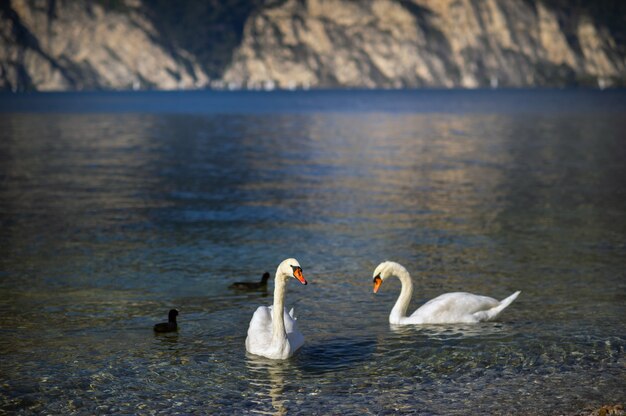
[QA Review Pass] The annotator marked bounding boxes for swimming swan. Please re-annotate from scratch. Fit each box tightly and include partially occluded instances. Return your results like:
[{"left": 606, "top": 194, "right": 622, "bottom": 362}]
[
  {"left": 372, "top": 261, "right": 520, "bottom": 324},
  {"left": 245, "top": 258, "right": 307, "bottom": 359}
]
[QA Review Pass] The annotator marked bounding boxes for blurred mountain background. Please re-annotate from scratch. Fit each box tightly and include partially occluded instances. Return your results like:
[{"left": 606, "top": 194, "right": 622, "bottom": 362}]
[{"left": 1, "top": 0, "right": 625, "bottom": 91}]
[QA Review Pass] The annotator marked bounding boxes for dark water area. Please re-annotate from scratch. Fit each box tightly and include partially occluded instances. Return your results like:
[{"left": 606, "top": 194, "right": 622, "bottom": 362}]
[
  {"left": 3, "top": 88, "right": 626, "bottom": 114},
  {"left": 0, "top": 89, "right": 624, "bottom": 415}
]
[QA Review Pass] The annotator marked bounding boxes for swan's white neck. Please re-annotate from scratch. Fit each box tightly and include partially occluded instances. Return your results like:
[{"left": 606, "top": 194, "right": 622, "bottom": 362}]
[
  {"left": 271, "top": 274, "right": 287, "bottom": 345},
  {"left": 389, "top": 266, "right": 413, "bottom": 324}
]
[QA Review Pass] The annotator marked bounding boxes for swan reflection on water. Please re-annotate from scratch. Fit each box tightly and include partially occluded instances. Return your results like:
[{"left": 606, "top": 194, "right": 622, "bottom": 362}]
[
  {"left": 246, "top": 355, "right": 291, "bottom": 415},
  {"left": 389, "top": 321, "right": 511, "bottom": 340},
  {"left": 245, "top": 337, "right": 377, "bottom": 414}
]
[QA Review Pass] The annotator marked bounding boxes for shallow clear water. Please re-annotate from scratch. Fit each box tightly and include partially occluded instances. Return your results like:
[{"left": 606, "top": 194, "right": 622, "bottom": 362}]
[{"left": 0, "top": 90, "right": 625, "bottom": 415}]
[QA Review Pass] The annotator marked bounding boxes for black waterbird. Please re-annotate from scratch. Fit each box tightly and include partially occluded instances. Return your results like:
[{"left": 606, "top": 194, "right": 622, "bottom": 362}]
[
  {"left": 229, "top": 272, "right": 271, "bottom": 290},
  {"left": 153, "top": 309, "right": 178, "bottom": 333}
]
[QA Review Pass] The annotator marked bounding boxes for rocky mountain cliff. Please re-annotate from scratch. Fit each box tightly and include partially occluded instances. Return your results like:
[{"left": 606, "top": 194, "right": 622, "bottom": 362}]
[{"left": 1, "top": 0, "right": 625, "bottom": 91}]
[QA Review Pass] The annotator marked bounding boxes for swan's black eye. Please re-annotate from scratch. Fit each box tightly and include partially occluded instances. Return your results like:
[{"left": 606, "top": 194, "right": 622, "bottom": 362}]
[{"left": 290, "top": 265, "right": 302, "bottom": 273}]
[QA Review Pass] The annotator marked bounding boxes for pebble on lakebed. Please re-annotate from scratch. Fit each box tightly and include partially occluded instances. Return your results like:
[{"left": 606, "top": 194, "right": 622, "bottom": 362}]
[{"left": 586, "top": 404, "right": 624, "bottom": 416}]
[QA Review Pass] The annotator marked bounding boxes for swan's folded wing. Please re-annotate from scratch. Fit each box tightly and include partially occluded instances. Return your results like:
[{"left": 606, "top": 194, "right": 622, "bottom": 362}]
[
  {"left": 471, "top": 291, "right": 521, "bottom": 321},
  {"left": 286, "top": 329, "right": 304, "bottom": 352},
  {"left": 285, "top": 307, "right": 304, "bottom": 351},
  {"left": 246, "top": 306, "right": 273, "bottom": 348},
  {"left": 283, "top": 307, "right": 300, "bottom": 334},
  {"left": 250, "top": 305, "right": 272, "bottom": 326},
  {"left": 411, "top": 292, "right": 499, "bottom": 322}
]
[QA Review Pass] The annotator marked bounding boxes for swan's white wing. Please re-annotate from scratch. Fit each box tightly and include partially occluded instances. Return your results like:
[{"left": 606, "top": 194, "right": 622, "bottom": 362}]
[
  {"left": 472, "top": 291, "right": 521, "bottom": 321},
  {"left": 282, "top": 307, "right": 301, "bottom": 334},
  {"left": 283, "top": 307, "right": 304, "bottom": 351},
  {"left": 286, "top": 327, "right": 304, "bottom": 352},
  {"left": 245, "top": 306, "right": 273, "bottom": 352},
  {"left": 410, "top": 292, "right": 499, "bottom": 324}
]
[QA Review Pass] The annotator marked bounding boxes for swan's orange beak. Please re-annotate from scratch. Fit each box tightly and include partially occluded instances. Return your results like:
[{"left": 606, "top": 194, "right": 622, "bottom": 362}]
[
  {"left": 373, "top": 275, "right": 382, "bottom": 293},
  {"left": 293, "top": 268, "right": 307, "bottom": 285}
]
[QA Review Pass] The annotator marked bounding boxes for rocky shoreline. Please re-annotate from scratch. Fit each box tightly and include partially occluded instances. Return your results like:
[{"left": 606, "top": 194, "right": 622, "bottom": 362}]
[{"left": 1, "top": 0, "right": 625, "bottom": 91}]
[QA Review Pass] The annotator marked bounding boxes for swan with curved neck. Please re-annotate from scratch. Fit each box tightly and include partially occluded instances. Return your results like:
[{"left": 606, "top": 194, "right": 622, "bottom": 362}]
[
  {"left": 373, "top": 261, "right": 520, "bottom": 324},
  {"left": 245, "top": 258, "right": 307, "bottom": 359}
]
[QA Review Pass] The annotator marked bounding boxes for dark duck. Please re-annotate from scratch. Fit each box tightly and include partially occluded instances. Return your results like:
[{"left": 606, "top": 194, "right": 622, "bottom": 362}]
[
  {"left": 153, "top": 309, "right": 178, "bottom": 333},
  {"left": 229, "top": 272, "right": 270, "bottom": 290}
]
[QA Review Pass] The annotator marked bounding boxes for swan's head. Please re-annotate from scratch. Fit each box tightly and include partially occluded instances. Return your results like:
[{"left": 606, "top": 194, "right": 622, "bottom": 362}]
[
  {"left": 277, "top": 258, "right": 307, "bottom": 285},
  {"left": 372, "top": 261, "right": 407, "bottom": 293}
]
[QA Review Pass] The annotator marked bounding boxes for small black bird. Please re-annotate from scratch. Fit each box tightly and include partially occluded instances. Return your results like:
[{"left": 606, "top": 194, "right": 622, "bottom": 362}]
[
  {"left": 153, "top": 309, "right": 178, "bottom": 333},
  {"left": 229, "top": 272, "right": 271, "bottom": 290}
]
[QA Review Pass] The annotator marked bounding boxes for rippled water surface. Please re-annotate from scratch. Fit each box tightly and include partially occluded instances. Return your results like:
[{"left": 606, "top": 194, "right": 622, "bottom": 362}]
[{"left": 1, "top": 90, "right": 625, "bottom": 415}]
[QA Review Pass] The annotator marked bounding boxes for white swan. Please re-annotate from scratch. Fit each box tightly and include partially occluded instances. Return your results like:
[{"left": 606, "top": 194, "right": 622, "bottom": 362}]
[
  {"left": 372, "top": 261, "right": 520, "bottom": 325},
  {"left": 245, "top": 258, "right": 308, "bottom": 359}
]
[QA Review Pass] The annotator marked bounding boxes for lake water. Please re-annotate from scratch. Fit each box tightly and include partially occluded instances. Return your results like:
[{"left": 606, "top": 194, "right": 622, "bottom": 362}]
[{"left": 0, "top": 89, "right": 624, "bottom": 415}]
